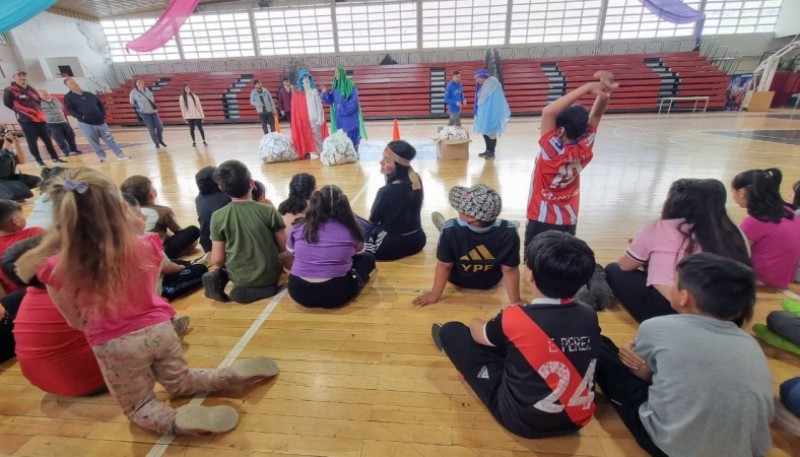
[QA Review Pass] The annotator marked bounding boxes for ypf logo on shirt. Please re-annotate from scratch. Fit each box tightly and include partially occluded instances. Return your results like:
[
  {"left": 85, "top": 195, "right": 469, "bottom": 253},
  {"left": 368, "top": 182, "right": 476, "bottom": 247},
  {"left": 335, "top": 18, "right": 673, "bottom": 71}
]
[{"left": 459, "top": 244, "right": 495, "bottom": 272}]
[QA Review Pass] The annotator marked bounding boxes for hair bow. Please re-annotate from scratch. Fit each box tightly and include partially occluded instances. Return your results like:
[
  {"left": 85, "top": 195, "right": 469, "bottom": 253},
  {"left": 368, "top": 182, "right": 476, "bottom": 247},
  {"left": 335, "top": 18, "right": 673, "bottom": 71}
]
[{"left": 64, "top": 178, "right": 89, "bottom": 194}]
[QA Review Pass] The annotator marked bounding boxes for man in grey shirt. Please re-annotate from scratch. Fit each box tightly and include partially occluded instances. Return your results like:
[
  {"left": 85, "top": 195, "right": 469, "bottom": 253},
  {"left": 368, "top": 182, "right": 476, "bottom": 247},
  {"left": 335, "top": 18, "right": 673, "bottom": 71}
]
[
  {"left": 596, "top": 253, "right": 773, "bottom": 457},
  {"left": 38, "top": 90, "right": 82, "bottom": 156},
  {"left": 249, "top": 79, "right": 275, "bottom": 134}
]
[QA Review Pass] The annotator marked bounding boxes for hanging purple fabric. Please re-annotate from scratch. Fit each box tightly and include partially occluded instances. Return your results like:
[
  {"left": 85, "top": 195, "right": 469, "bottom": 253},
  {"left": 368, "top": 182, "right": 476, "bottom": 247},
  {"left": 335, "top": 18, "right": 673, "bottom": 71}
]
[
  {"left": 126, "top": 0, "right": 200, "bottom": 53},
  {"left": 639, "top": 0, "right": 703, "bottom": 24}
]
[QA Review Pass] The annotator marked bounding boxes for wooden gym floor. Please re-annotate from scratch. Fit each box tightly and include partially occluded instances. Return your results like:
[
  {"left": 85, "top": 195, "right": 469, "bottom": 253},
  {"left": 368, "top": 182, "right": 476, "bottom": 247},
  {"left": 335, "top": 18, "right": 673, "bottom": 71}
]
[{"left": 1, "top": 110, "right": 800, "bottom": 457}]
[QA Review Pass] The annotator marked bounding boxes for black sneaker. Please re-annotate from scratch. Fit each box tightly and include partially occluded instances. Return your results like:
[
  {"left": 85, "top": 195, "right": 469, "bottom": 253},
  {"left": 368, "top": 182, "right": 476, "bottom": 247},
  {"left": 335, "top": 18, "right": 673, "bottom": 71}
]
[
  {"left": 53, "top": 158, "right": 68, "bottom": 164},
  {"left": 482, "top": 152, "right": 495, "bottom": 160},
  {"left": 202, "top": 271, "right": 230, "bottom": 302},
  {"left": 478, "top": 151, "right": 490, "bottom": 158},
  {"left": 431, "top": 323, "right": 444, "bottom": 352},
  {"left": 203, "top": 141, "right": 208, "bottom": 146},
  {"left": 192, "top": 142, "right": 197, "bottom": 147},
  {"left": 160, "top": 141, "right": 168, "bottom": 147}
]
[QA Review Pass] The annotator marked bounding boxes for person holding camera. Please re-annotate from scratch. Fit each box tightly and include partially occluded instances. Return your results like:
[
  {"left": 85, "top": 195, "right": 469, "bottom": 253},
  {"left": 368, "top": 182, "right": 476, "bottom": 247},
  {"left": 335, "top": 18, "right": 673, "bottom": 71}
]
[
  {"left": 0, "top": 131, "right": 42, "bottom": 201},
  {"left": 2, "top": 70, "right": 67, "bottom": 167}
]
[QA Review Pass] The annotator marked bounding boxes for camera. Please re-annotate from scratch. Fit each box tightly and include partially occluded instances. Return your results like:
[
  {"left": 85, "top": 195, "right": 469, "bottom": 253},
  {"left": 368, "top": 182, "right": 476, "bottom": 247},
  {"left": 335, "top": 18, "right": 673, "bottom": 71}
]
[{"left": 0, "top": 126, "right": 24, "bottom": 142}]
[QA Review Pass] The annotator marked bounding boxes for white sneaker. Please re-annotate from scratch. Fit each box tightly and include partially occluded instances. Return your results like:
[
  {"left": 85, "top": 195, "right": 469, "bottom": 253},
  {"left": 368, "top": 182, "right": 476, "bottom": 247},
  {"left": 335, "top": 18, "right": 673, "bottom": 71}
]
[
  {"left": 174, "top": 404, "right": 238, "bottom": 435},
  {"left": 775, "top": 396, "right": 800, "bottom": 437},
  {"left": 431, "top": 212, "right": 446, "bottom": 232},
  {"left": 117, "top": 154, "right": 131, "bottom": 161}
]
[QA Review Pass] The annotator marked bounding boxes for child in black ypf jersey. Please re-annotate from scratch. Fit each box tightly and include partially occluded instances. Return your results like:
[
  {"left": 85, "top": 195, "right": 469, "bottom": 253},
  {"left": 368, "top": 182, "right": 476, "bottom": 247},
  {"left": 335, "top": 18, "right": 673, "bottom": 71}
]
[
  {"left": 432, "top": 231, "right": 599, "bottom": 438},
  {"left": 413, "top": 184, "right": 520, "bottom": 306}
]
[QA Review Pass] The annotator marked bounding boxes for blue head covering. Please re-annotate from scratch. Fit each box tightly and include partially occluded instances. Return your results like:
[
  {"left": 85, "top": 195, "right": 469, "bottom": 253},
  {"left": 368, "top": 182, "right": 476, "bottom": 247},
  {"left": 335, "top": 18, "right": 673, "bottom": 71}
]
[
  {"left": 297, "top": 69, "right": 316, "bottom": 90},
  {"left": 474, "top": 68, "right": 490, "bottom": 79}
]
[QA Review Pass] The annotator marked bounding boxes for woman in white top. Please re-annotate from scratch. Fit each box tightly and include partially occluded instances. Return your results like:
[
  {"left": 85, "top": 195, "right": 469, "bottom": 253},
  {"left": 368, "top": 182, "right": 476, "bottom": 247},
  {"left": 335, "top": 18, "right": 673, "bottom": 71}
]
[{"left": 179, "top": 84, "right": 206, "bottom": 147}]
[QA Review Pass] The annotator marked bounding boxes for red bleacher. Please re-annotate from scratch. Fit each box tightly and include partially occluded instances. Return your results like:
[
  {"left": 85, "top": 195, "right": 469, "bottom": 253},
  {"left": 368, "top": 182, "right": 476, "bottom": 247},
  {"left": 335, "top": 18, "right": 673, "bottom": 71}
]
[{"left": 100, "top": 52, "right": 727, "bottom": 126}]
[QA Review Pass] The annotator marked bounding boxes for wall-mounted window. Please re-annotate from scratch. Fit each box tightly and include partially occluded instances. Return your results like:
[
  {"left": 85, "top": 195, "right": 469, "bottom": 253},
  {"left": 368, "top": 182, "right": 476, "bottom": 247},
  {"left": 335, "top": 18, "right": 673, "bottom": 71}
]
[
  {"left": 702, "top": 0, "right": 782, "bottom": 35},
  {"left": 336, "top": 1, "right": 417, "bottom": 52},
  {"left": 102, "top": 19, "right": 180, "bottom": 63},
  {"left": 421, "top": 0, "right": 507, "bottom": 49},
  {"left": 180, "top": 12, "right": 255, "bottom": 59},
  {"left": 253, "top": 6, "right": 334, "bottom": 56},
  {"left": 509, "top": 0, "right": 602, "bottom": 44},
  {"left": 602, "top": 0, "right": 700, "bottom": 40}
]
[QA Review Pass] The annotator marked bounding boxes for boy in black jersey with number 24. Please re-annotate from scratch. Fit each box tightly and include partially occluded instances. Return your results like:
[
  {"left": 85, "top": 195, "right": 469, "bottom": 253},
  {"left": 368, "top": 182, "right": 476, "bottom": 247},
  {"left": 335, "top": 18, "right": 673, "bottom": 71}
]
[{"left": 432, "top": 231, "right": 599, "bottom": 438}]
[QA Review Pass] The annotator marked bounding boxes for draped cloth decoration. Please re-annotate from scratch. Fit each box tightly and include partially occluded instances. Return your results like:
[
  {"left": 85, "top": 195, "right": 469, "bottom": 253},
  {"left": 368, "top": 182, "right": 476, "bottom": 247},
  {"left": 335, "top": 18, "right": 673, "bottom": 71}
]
[
  {"left": 639, "top": 0, "right": 703, "bottom": 24},
  {"left": 0, "top": 0, "right": 57, "bottom": 34},
  {"left": 126, "top": 0, "right": 200, "bottom": 53}
]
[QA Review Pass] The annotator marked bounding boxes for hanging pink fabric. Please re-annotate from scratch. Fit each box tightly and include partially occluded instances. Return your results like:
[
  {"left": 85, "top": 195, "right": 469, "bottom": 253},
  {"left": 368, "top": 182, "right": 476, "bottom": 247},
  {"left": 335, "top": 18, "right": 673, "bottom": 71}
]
[
  {"left": 126, "top": 0, "right": 200, "bottom": 53},
  {"left": 639, "top": 0, "right": 703, "bottom": 24}
]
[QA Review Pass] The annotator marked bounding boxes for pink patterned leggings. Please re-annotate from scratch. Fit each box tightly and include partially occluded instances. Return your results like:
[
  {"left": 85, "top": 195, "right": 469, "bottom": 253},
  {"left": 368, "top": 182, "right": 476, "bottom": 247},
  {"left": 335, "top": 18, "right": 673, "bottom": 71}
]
[{"left": 92, "top": 320, "right": 240, "bottom": 434}]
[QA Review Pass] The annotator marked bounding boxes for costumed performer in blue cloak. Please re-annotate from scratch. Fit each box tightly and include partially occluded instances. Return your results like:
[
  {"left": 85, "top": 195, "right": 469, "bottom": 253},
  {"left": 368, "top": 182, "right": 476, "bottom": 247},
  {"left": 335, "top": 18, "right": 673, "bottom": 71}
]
[{"left": 473, "top": 68, "right": 510, "bottom": 160}]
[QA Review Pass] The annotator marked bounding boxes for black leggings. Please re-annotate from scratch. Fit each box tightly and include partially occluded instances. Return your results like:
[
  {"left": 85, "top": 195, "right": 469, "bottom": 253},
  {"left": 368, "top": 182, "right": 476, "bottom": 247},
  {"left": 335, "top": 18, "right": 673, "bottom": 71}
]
[
  {"left": 604, "top": 262, "right": 675, "bottom": 323},
  {"left": 524, "top": 220, "right": 576, "bottom": 251},
  {"left": 20, "top": 122, "right": 60, "bottom": 163},
  {"left": 482, "top": 135, "right": 497, "bottom": 153},
  {"left": 595, "top": 336, "right": 669, "bottom": 457},
  {"left": 163, "top": 225, "right": 200, "bottom": 260},
  {"left": 187, "top": 119, "right": 205, "bottom": 141},
  {"left": 288, "top": 254, "right": 376, "bottom": 308}
]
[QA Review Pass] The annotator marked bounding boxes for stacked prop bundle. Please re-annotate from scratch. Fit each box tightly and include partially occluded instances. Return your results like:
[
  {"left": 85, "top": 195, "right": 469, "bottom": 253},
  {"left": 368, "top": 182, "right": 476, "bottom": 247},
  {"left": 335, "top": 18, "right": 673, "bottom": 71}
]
[
  {"left": 258, "top": 133, "right": 298, "bottom": 163},
  {"left": 320, "top": 130, "right": 358, "bottom": 166},
  {"left": 435, "top": 126, "right": 469, "bottom": 141}
]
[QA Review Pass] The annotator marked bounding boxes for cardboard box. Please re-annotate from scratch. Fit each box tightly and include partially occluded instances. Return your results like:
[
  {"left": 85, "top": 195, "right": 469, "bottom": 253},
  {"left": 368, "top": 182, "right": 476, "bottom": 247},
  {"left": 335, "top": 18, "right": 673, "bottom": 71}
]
[
  {"left": 438, "top": 139, "right": 470, "bottom": 160},
  {"left": 436, "top": 127, "right": 470, "bottom": 160}
]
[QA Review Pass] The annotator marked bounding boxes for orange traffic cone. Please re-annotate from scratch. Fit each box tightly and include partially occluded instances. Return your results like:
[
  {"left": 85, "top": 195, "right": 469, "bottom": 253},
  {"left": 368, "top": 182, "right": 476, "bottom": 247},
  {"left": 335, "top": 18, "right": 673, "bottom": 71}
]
[
  {"left": 274, "top": 113, "right": 281, "bottom": 133},
  {"left": 392, "top": 119, "right": 400, "bottom": 141}
]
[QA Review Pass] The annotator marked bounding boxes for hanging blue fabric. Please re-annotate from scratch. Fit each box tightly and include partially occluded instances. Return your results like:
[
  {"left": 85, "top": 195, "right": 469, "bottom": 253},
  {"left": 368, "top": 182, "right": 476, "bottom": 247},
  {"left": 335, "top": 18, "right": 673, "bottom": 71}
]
[
  {"left": 639, "top": 0, "right": 703, "bottom": 24},
  {"left": 0, "top": 0, "right": 57, "bottom": 34}
]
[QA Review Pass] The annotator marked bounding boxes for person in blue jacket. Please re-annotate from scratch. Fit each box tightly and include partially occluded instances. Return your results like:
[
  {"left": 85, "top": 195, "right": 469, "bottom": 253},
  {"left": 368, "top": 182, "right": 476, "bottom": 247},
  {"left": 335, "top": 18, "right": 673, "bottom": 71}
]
[
  {"left": 444, "top": 70, "right": 466, "bottom": 126},
  {"left": 473, "top": 68, "right": 510, "bottom": 160},
  {"left": 320, "top": 67, "right": 366, "bottom": 151}
]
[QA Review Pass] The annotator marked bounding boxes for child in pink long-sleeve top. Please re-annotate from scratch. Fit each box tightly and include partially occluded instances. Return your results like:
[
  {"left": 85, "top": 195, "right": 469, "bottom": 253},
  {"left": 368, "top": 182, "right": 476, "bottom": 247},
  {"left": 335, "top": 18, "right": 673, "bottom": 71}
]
[{"left": 22, "top": 167, "right": 279, "bottom": 435}]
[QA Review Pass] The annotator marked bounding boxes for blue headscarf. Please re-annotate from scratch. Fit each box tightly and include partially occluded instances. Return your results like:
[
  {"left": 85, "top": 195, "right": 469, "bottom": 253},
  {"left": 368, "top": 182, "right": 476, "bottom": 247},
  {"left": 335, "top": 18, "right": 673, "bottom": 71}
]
[{"left": 297, "top": 69, "right": 316, "bottom": 90}]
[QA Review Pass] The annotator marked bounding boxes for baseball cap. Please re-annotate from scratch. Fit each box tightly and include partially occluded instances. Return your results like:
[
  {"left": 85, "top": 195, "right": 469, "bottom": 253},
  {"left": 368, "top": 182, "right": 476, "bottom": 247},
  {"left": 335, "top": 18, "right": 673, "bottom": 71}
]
[{"left": 13, "top": 70, "right": 27, "bottom": 76}]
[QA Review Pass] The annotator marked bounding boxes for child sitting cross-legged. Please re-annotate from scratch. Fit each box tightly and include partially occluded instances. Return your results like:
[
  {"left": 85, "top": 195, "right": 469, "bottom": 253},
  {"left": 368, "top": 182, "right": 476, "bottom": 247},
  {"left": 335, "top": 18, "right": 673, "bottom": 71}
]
[
  {"left": 286, "top": 185, "right": 376, "bottom": 309},
  {"left": 203, "top": 160, "right": 287, "bottom": 304},
  {"left": 596, "top": 253, "right": 773, "bottom": 457},
  {"left": 431, "top": 231, "right": 599, "bottom": 438},
  {"left": 413, "top": 184, "right": 521, "bottom": 306},
  {"left": 20, "top": 167, "right": 280, "bottom": 435},
  {"left": 121, "top": 175, "right": 201, "bottom": 260}
]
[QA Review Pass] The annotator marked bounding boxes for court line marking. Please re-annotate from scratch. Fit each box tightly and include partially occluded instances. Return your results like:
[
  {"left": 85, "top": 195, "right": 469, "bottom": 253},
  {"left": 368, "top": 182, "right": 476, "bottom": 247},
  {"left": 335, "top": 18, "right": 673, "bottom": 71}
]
[{"left": 146, "top": 179, "right": 371, "bottom": 457}]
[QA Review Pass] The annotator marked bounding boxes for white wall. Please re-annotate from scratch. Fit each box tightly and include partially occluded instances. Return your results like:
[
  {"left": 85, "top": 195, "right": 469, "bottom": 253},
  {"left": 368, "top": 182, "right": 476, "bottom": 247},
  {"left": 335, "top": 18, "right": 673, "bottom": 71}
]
[
  {"left": 774, "top": 0, "right": 800, "bottom": 38},
  {"left": 8, "top": 12, "right": 115, "bottom": 95}
]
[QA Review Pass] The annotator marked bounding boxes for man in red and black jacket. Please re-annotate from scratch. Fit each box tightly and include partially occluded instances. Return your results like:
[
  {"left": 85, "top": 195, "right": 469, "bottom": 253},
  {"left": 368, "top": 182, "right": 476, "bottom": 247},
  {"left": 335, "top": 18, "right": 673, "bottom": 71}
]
[{"left": 3, "top": 71, "right": 66, "bottom": 167}]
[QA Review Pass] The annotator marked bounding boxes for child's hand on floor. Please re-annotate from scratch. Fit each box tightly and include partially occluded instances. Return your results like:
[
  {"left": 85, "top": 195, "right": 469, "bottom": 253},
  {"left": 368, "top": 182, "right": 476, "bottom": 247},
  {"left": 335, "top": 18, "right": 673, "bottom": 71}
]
[
  {"left": 619, "top": 340, "right": 648, "bottom": 371},
  {"left": 413, "top": 291, "right": 440, "bottom": 307}
]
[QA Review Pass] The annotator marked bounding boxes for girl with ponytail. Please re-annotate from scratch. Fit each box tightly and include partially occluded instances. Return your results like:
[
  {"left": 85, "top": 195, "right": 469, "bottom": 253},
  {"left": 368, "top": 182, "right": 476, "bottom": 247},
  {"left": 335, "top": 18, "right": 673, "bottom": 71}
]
[
  {"left": 732, "top": 168, "right": 800, "bottom": 288},
  {"left": 286, "top": 185, "right": 375, "bottom": 308}
]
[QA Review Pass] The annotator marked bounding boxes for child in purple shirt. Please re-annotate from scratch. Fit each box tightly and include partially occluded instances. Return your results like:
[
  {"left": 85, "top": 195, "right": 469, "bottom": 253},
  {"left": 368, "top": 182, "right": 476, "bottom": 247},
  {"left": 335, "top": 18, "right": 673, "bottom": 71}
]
[
  {"left": 731, "top": 168, "right": 800, "bottom": 288},
  {"left": 286, "top": 185, "right": 376, "bottom": 308}
]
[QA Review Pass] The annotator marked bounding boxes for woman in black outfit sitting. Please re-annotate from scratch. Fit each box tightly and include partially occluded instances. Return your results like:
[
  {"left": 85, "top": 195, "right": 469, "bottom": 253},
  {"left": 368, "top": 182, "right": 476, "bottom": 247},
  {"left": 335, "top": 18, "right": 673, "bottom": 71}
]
[{"left": 361, "top": 140, "right": 426, "bottom": 260}]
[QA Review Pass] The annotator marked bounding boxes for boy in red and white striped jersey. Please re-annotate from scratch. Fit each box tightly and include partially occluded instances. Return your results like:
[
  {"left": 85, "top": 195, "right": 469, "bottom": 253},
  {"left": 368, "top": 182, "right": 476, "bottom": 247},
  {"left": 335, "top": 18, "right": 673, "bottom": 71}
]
[{"left": 524, "top": 71, "right": 617, "bottom": 249}]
